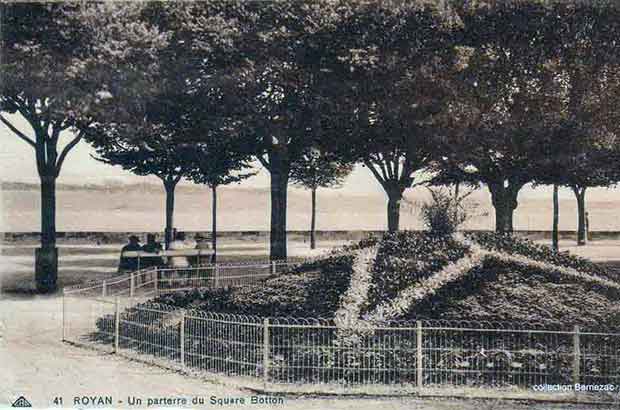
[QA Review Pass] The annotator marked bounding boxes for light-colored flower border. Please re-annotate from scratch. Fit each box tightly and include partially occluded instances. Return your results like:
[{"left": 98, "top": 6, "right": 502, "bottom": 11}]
[
  {"left": 333, "top": 247, "right": 378, "bottom": 343},
  {"left": 482, "top": 248, "right": 620, "bottom": 291},
  {"left": 366, "top": 243, "right": 485, "bottom": 324},
  {"left": 366, "top": 236, "right": 620, "bottom": 324}
]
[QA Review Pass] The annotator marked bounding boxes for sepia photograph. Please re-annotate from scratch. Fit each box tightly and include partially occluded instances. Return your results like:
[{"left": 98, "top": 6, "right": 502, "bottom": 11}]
[{"left": 2, "top": 1, "right": 620, "bottom": 409}]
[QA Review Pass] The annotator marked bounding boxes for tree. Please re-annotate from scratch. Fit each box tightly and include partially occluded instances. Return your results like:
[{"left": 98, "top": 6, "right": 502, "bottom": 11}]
[
  {"left": 212, "top": 1, "right": 352, "bottom": 260},
  {"left": 324, "top": 1, "right": 457, "bottom": 232},
  {"left": 0, "top": 3, "right": 166, "bottom": 292},
  {"left": 544, "top": 3, "right": 620, "bottom": 245},
  {"left": 289, "top": 149, "right": 353, "bottom": 249},
  {"left": 184, "top": 133, "right": 255, "bottom": 262},
  {"left": 535, "top": 125, "right": 620, "bottom": 247},
  {"left": 527, "top": 2, "right": 620, "bottom": 246},
  {"left": 433, "top": 2, "right": 565, "bottom": 233},
  {"left": 90, "top": 132, "right": 196, "bottom": 248},
  {"left": 86, "top": 2, "right": 247, "bottom": 249}
]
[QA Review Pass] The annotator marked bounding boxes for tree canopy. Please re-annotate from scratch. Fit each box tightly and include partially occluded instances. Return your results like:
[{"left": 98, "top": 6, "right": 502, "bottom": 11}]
[
  {"left": 318, "top": 1, "right": 458, "bottom": 231},
  {"left": 0, "top": 2, "right": 167, "bottom": 291}
]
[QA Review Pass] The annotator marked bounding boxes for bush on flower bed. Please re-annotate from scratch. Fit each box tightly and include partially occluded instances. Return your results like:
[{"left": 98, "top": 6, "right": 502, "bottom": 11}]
[
  {"left": 94, "top": 306, "right": 584, "bottom": 387},
  {"left": 266, "top": 320, "right": 576, "bottom": 386},
  {"left": 149, "top": 242, "right": 367, "bottom": 317},
  {"left": 418, "top": 327, "right": 574, "bottom": 386},
  {"left": 93, "top": 304, "right": 182, "bottom": 363},
  {"left": 408, "top": 256, "right": 620, "bottom": 331},
  {"left": 112, "top": 232, "right": 618, "bottom": 328},
  {"left": 91, "top": 230, "right": 620, "bottom": 387},
  {"left": 367, "top": 231, "right": 469, "bottom": 310},
  {"left": 267, "top": 324, "right": 419, "bottom": 385},
  {"left": 468, "top": 232, "right": 610, "bottom": 278}
]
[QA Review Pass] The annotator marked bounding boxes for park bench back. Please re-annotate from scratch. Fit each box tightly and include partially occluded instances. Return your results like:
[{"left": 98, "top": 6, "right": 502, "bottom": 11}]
[
  {"left": 121, "top": 249, "right": 213, "bottom": 270},
  {"left": 121, "top": 249, "right": 212, "bottom": 258}
]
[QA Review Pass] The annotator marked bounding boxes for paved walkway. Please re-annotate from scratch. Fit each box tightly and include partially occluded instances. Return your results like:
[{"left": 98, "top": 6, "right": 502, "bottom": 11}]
[{"left": 0, "top": 296, "right": 614, "bottom": 409}]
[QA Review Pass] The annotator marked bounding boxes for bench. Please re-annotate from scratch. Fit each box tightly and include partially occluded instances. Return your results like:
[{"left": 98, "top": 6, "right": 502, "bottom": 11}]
[
  {"left": 121, "top": 249, "right": 214, "bottom": 270},
  {"left": 196, "top": 232, "right": 213, "bottom": 243}
]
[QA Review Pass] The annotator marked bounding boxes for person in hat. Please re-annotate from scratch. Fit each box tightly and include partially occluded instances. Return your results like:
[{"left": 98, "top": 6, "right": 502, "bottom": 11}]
[
  {"left": 118, "top": 235, "right": 142, "bottom": 273},
  {"left": 167, "top": 231, "right": 196, "bottom": 285},
  {"left": 168, "top": 231, "right": 195, "bottom": 268},
  {"left": 141, "top": 233, "right": 164, "bottom": 268}
]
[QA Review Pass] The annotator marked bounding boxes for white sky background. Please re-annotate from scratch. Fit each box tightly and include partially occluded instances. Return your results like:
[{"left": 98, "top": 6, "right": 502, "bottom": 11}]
[{"left": 2, "top": 112, "right": 620, "bottom": 201}]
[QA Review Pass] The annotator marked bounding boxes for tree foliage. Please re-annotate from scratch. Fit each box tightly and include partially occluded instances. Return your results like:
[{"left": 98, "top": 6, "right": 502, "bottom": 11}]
[
  {"left": 1, "top": 3, "right": 168, "bottom": 149},
  {"left": 430, "top": 1, "right": 604, "bottom": 233},
  {"left": 321, "top": 1, "right": 458, "bottom": 231},
  {"left": 0, "top": 2, "right": 167, "bottom": 291},
  {"left": 289, "top": 149, "right": 353, "bottom": 191}
]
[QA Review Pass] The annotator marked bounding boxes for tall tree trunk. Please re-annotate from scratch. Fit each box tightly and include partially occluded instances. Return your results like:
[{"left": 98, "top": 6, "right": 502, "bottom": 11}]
[
  {"left": 269, "top": 159, "right": 289, "bottom": 260},
  {"left": 489, "top": 182, "right": 521, "bottom": 234},
  {"left": 574, "top": 186, "right": 587, "bottom": 246},
  {"left": 164, "top": 180, "right": 176, "bottom": 249},
  {"left": 552, "top": 184, "right": 559, "bottom": 251},
  {"left": 506, "top": 204, "right": 515, "bottom": 233},
  {"left": 310, "top": 187, "right": 317, "bottom": 249},
  {"left": 494, "top": 205, "right": 506, "bottom": 233},
  {"left": 490, "top": 185, "right": 507, "bottom": 234},
  {"left": 386, "top": 188, "right": 404, "bottom": 232},
  {"left": 211, "top": 185, "right": 217, "bottom": 262},
  {"left": 364, "top": 157, "right": 413, "bottom": 233},
  {"left": 35, "top": 174, "right": 58, "bottom": 293}
]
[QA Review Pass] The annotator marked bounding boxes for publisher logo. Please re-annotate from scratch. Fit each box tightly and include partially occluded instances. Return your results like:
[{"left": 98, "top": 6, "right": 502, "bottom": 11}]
[{"left": 11, "top": 396, "right": 32, "bottom": 408}]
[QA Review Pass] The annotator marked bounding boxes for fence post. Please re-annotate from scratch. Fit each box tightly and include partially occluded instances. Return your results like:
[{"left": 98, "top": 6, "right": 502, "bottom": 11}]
[
  {"left": 114, "top": 296, "right": 120, "bottom": 353},
  {"left": 263, "top": 318, "right": 270, "bottom": 388},
  {"left": 130, "top": 273, "right": 135, "bottom": 298},
  {"left": 573, "top": 325, "right": 580, "bottom": 385},
  {"left": 417, "top": 320, "right": 423, "bottom": 388},
  {"left": 154, "top": 268, "right": 159, "bottom": 296},
  {"left": 180, "top": 310, "right": 186, "bottom": 369},
  {"left": 102, "top": 280, "right": 107, "bottom": 297},
  {"left": 214, "top": 265, "right": 219, "bottom": 288},
  {"left": 62, "top": 292, "right": 66, "bottom": 342},
  {"left": 271, "top": 261, "right": 276, "bottom": 275}
]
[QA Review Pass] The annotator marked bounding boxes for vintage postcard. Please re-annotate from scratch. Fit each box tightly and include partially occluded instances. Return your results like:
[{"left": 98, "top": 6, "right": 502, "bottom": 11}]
[{"left": 2, "top": 1, "right": 620, "bottom": 409}]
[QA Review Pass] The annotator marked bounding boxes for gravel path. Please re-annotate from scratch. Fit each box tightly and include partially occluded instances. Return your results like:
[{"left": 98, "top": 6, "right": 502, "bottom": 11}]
[
  {"left": 3, "top": 241, "right": 620, "bottom": 409},
  {"left": 0, "top": 296, "right": 614, "bottom": 409}
]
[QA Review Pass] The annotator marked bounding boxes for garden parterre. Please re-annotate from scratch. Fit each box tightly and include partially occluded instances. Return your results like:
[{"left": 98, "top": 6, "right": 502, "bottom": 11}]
[{"left": 88, "top": 232, "right": 620, "bottom": 390}]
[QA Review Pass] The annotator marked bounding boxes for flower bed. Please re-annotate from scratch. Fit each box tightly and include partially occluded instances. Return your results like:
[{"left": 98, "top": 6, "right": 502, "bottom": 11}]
[{"left": 90, "top": 231, "right": 620, "bottom": 388}]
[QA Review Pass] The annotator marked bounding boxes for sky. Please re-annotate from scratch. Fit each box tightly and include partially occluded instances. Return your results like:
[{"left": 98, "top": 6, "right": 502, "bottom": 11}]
[
  {"left": 2, "top": 111, "right": 619, "bottom": 201},
  {"left": 0, "top": 113, "right": 387, "bottom": 195}
]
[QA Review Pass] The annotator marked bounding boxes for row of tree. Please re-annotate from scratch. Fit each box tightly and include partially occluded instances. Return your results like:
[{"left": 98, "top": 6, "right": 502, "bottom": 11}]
[{"left": 3, "top": 1, "right": 620, "bottom": 292}]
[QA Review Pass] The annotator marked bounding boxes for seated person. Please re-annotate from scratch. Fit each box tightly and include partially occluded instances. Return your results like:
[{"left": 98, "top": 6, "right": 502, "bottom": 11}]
[
  {"left": 167, "top": 231, "right": 196, "bottom": 285},
  {"left": 141, "top": 233, "right": 164, "bottom": 268},
  {"left": 192, "top": 233, "right": 211, "bottom": 265},
  {"left": 168, "top": 231, "right": 196, "bottom": 268},
  {"left": 118, "top": 235, "right": 141, "bottom": 273},
  {"left": 195, "top": 233, "right": 211, "bottom": 249}
]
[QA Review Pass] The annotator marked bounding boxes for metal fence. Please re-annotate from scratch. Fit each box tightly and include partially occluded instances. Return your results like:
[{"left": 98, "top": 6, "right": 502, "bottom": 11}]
[
  {"left": 62, "top": 260, "right": 309, "bottom": 352},
  {"left": 63, "top": 260, "right": 302, "bottom": 299},
  {"left": 62, "top": 261, "right": 620, "bottom": 396}
]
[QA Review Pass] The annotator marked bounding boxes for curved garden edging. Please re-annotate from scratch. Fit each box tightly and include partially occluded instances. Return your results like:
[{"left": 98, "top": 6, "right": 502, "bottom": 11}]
[{"left": 62, "top": 244, "right": 620, "bottom": 403}]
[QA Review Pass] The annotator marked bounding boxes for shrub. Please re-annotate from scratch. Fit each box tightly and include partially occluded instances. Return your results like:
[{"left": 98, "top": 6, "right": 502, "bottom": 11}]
[
  {"left": 421, "top": 188, "right": 468, "bottom": 237},
  {"left": 145, "top": 247, "right": 361, "bottom": 318},
  {"left": 469, "top": 231, "right": 610, "bottom": 278},
  {"left": 367, "top": 231, "right": 470, "bottom": 310},
  {"left": 91, "top": 230, "right": 620, "bottom": 387}
]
